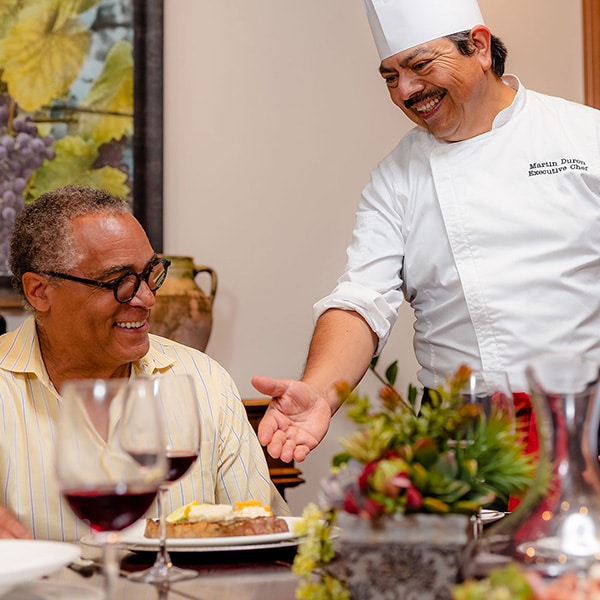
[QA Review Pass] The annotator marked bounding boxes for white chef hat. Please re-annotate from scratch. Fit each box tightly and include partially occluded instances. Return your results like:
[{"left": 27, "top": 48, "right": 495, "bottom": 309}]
[{"left": 363, "top": 0, "right": 485, "bottom": 60}]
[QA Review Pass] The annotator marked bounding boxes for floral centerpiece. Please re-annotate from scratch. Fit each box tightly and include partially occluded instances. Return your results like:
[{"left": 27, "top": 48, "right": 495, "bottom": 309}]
[
  {"left": 453, "top": 561, "right": 600, "bottom": 599},
  {"left": 292, "top": 361, "right": 537, "bottom": 600}
]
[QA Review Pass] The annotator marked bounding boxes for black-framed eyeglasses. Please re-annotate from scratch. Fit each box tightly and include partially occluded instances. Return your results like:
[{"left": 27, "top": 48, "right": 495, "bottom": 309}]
[{"left": 42, "top": 257, "right": 171, "bottom": 304}]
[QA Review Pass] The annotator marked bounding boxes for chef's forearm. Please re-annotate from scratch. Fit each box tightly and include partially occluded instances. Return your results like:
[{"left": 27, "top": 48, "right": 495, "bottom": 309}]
[{"left": 301, "top": 308, "right": 378, "bottom": 415}]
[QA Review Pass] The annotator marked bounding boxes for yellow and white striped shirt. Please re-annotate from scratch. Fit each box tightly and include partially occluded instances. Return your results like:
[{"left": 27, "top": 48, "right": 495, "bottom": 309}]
[{"left": 0, "top": 317, "right": 289, "bottom": 541}]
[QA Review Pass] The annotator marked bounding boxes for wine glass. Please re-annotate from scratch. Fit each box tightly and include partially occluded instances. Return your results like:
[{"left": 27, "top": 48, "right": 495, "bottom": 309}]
[
  {"left": 460, "top": 370, "right": 515, "bottom": 424},
  {"left": 460, "top": 370, "right": 515, "bottom": 522},
  {"left": 56, "top": 378, "right": 167, "bottom": 600},
  {"left": 128, "top": 374, "right": 201, "bottom": 584}
]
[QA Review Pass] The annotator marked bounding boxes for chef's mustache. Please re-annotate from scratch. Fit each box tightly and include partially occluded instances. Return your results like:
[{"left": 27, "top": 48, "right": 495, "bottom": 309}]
[{"left": 405, "top": 89, "right": 445, "bottom": 110}]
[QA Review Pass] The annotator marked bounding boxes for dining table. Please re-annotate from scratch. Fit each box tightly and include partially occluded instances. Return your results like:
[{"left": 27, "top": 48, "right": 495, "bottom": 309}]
[{"left": 4, "top": 541, "right": 301, "bottom": 599}]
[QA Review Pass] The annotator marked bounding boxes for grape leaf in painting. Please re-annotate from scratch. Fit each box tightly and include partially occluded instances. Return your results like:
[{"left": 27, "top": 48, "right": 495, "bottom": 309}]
[
  {"left": 0, "top": 0, "right": 91, "bottom": 112},
  {"left": 27, "top": 135, "right": 129, "bottom": 199},
  {"left": 79, "top": 40, "right": 134, "bottom": 145}
]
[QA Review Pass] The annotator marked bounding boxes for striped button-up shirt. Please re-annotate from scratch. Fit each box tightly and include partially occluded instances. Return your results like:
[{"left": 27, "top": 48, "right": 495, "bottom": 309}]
[{"left": 0, "top": 317, "right": 289, "bottom": 541}]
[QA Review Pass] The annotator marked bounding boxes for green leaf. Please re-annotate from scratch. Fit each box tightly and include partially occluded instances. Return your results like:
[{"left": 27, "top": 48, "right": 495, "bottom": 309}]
[
  {"left": 79, "top": 40, "right": 133, "bottom": 144},
  {"left": 432, "top": 452, "right": 459, "bottom": 481},
  {"left": 331, "top": 452, "right": 352, "bottom": 468},
  {"left": 488, "top": 563, "right": 535, "bottom": 598},
  {"left": 462, "top": 490, "right": 497, "bottom": 508},
  {"left": 385, "top": 360, "right": 398, "bottom": 387},
  {"left": 410, "top": 462, "right": 429, "bottom": 491},
  {"left": 26, "top": 135, "right": 129, "bottom": 200},
  {"left": 340, "top": 422, "right": 395, "bottom": 463},
  {"left": 76, "top": 0, "right": 102, "bottom": 14},
  {"left": 408, "top": 384, "right": 418, "bottom": 409},
  {"left": 460, "top": 458, "right": 478, "bottom": 480},
  {"left": 433, "top": 480, "right": 471, "bottom": 504},
  {"left": 413, "top": 437, "right": 438, "bottom": 468},
  {"left": 454, "top": 563, "right": 535, "bottom": 600},
  {"left": 451, "top": 499, "right": 484, "bottom": 515},
  {"left": 0, "top": 0, "right": 21, "bottom": 39},
  {"left": 0, "top": 0, "right": 91, "bottom": 111},
  {"left": 422, "top": 497, "right": 450, "bottom": 514},
  {"left": 54, "top": 0, "right": 88, "bottom": 29}
]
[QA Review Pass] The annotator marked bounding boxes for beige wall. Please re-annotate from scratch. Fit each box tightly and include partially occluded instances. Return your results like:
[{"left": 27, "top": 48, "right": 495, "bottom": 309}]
[{"left": 163, "top": 0, "right": 584, "bottom": 514}]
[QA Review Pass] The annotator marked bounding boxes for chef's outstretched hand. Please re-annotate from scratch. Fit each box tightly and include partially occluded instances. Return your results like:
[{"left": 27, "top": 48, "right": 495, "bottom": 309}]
[
  {"left": 0, "top": 504, "right": 32, "bottom": 539},
  {"left": 251, "top": 376, "right": 333, "bottom": 463}
]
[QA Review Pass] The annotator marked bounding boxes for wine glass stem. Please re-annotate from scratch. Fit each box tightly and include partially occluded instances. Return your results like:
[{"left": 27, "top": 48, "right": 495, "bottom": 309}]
[
  {"left": 155, "top": 484, "right": 173, "bottom": 571},
  {"left": 103, "top": 532, "right": 120, "bottom": 600}
]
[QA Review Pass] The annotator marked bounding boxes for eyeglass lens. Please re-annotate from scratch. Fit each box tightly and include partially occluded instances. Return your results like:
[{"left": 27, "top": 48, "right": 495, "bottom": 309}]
[{"left": 116, "top": 260, "right": 168, "bottom": 303}]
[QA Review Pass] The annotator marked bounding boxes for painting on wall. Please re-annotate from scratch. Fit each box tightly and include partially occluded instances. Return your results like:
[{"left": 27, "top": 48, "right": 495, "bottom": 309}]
[{"left": 0, "top": 0, "right": 163, "bottom": 285}]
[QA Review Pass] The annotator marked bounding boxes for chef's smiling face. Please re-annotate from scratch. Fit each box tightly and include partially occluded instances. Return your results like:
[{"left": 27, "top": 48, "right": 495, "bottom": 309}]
[{"left": 379, "top": 26, "right": 494, "bottom": 142}]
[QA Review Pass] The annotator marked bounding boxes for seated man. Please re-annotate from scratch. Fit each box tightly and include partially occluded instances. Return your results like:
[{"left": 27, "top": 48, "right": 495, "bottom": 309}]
[{"left": 0, "top": 185, "right": 289, "bottom": 540}]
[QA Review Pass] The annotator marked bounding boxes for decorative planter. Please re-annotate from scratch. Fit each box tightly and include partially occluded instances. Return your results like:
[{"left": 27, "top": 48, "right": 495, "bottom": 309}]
[
  {"left": 148, "top": 255, "right": 217, "bottom": 352},
  {"left": 329, "top": 512, "right": 473, "bottom": 600}
]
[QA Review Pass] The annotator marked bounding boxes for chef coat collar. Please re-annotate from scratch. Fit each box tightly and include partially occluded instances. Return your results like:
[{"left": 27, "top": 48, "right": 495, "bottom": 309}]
[{"left": 491, "top": 75, "right": 523, "bottom": 130}]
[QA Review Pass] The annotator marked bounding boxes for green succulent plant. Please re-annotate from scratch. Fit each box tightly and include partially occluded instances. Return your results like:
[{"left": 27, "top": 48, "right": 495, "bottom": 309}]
[
  {"left": 331, "top": 362, "right": 536, "bottom": 517},
  {"left": 293, "top": 362, "right": 539, "bottom": 599}
]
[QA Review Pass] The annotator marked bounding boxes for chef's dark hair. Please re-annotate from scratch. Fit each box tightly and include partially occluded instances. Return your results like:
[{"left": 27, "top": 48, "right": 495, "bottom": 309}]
[{"left": 446, "top": 30, "right": 508, "bottom": 77}]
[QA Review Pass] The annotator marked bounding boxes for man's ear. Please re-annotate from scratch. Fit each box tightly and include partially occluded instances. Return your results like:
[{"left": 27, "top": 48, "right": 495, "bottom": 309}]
[
  {"left": 470, "top": 24, "right": 493, "bottom": 72},
  {"left": 22, "top": 272, "right": 51, "bottom": 312}
]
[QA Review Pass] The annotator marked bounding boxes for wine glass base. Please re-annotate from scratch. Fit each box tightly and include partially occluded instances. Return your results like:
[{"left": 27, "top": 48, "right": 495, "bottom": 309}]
[{"left": 128, "top": 565, "right": 199, "bottom": 584}]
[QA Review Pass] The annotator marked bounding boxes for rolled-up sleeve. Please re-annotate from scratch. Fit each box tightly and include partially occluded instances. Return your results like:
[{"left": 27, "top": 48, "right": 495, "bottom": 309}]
[{"left": 314, "top": 160, "right": 407, "bottom": 354}]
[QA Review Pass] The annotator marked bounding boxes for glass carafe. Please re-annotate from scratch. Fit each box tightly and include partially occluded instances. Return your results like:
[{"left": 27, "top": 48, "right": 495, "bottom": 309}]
[{"left": 466, "top": 352, "right": 600, "bottom": 578}]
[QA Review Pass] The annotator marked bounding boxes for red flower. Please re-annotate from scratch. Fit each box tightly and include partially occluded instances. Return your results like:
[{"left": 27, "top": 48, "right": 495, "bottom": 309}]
[
  {"left": 383, "top": 449, "right": 402, "bottom": 460},
  {"left": 343, "top": 490, "right": 362, "bottom": 515},
  {"left": 389, "top": 472, "right": 412, "bottom": 490},
  {"left": 358, "top": 461, "right": 378, "bottom": 492},
  {"left": 363, "top": 497, "right": 386, "bottom": 519},
  {"left": 406, "top": 486, "right": 424, "bottom": 510}
]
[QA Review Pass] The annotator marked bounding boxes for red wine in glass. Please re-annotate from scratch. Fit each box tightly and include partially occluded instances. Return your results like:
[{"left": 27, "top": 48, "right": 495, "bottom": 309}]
[
  {"left": 166, "top": 450, "right": 199, "bottom": 483},
  {"left": 127, "top": 374, "right": 201, "bottom": 585},
  {"left": 64, "top": 484, "right": 158, "bottom": 532},
  {"left": 57, "top": 378, "right": 167, "bottom": 600}
]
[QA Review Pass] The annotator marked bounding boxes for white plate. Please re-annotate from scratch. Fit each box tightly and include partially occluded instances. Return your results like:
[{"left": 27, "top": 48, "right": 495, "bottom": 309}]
[
  {"left": 480, "top": 509, "right": 506, "bottom": 524},
  {"left": 0, "top": 540, "right": 81, "bottom": 597},
  {"left": 2, "top": 580, "right": 103, "bottom": 600},
  {"left": 516, "top": 535, "right": 600, "bottom": 558},
  {"left": 81, "top": 516, "right": 303, "bottom": 552}
]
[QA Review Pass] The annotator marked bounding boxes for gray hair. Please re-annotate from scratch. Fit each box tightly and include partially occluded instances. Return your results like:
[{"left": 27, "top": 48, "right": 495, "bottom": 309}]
[
  {"left": 9, "top": 185, "right": 132, "bottom": 305},
  {"left": 446, "top": 30, "right": 508, "bottom": 77}
]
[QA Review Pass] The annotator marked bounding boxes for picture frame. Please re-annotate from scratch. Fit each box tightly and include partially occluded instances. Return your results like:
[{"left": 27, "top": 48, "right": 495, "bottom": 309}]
[
  {"left": 133, "top": 0, "right": 164, "bottom": 254},
  {"left": 0, "top": 0, "right": 164, "bottom": 288}
]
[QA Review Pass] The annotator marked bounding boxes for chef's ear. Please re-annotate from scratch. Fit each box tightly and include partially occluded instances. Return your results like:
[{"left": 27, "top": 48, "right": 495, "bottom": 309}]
[
  {"left": 469, "top": 25, "right": 493, "bottom": 72},
  {"left": 22, "top": 272, "right": 51, "bottom": 312}
]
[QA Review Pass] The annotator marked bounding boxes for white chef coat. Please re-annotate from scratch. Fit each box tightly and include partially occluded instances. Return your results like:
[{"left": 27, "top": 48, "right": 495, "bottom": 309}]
[{"left": 315, "top": 76, "right": 600, "bottom": 391}]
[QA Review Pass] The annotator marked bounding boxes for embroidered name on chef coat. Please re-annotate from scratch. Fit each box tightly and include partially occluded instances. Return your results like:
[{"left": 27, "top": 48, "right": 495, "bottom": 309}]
[{"left": 529, "top": 158, "right": 589, "bottom": 176}]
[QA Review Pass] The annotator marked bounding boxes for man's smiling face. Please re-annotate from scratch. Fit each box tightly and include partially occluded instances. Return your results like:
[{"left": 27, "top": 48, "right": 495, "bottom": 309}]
[
  {"left": 42, "top": 212, "right": 157, "bottom": 376},
  {"left": 379, "top": 27, "right": 494, "bottom": 142}
]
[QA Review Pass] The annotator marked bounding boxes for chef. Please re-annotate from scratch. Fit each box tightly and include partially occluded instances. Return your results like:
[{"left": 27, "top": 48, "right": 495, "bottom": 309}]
[{"left": 252, "top": 0, "right": 600, "bottom": 463}]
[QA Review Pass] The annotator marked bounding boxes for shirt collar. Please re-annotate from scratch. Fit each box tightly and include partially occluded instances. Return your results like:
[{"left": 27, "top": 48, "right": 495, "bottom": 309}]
[
  {"left": 132, "top": 340, "right": 176, "bottom": 375},
  {"left": 492, "top": 74, "right": 524, "bottom": 129},
  {"left": 0, "top": 316, "right": 48, "bottom": 379},
  {"left": 0, "top": 316, "right": 175, "bottom": 379}
]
